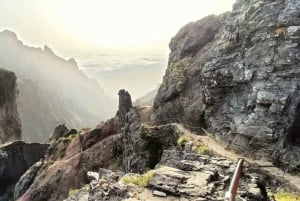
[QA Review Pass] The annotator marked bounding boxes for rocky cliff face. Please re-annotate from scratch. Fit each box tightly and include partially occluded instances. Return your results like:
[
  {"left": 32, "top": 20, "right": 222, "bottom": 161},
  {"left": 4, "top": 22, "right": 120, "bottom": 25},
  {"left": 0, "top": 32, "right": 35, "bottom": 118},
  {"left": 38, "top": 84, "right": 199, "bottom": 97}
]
[
  {"left": 118, "top": 90, "right": 179, "bottom": 173},
  {"left": 0, "top": 31, "right": 114, "bottom": 142},
  {"left": 122, "top": 106, "right": 179, "bottom": 173},
  {"left": 14, "top": 117, "right": 123, "bottom": 201},
  {"left": 0, "top": 141, "right": 49, "bottom": 200},
  {"left": 0, "top": 68, "right": 21, "bottom": 144},
  {"left": 153, "top": 0, "right": 300, "bottom": 166}
]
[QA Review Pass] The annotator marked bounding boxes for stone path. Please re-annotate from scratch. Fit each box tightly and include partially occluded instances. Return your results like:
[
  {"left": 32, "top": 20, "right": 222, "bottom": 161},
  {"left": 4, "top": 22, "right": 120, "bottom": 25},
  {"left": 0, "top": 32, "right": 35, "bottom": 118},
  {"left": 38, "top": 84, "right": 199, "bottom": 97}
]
[{"left": 175, "top": 124, "right": 300, "bottom": 192}]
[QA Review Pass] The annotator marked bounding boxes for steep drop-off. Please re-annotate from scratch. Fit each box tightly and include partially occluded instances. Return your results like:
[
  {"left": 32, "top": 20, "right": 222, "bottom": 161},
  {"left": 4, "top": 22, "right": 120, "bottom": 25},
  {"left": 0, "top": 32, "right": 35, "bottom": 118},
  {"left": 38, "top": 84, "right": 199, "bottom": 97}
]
[
  {"left": 0, "top": 31, "right": 114, "bottom": 142},
  {"left": 153, "top": 0, "right": 300, "bottom": 166},
  {"left": 0, "top": 68, "right": 21, "bottom": 144},
  {"left": 0, "top": 141, "right": 49, "bottom": 200}
]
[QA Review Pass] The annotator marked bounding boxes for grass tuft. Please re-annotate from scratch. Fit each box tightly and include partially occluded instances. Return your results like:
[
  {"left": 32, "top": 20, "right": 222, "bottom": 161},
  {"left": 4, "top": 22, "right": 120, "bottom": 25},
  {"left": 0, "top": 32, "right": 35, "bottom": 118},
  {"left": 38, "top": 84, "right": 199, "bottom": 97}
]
[
  {"left": 274, "top": 192, "right": 300, "bottom": 201},
  {"left": 177, "top": 135, "right": 191, "bottom": 146},
  {"left": 68, "top": 188, "right": 79, "bottom": 197},
  {"left": 121, "top": 170, "right": 154, "bottom": 187},
  {"left": 60, "top": 134, "right": 78, "bottom": 143},
  {"left": 80, "top": 127, "right": 92, "bottom": 133},
  {"left": 194, "top": 144, "right": 213, "bottom": 156}
]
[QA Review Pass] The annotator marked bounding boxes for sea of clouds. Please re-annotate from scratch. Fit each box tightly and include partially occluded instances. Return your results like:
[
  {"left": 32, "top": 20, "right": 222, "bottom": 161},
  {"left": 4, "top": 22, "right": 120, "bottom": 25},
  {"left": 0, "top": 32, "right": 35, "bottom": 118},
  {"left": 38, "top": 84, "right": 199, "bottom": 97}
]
[{"left": 75, "top": 54, "right": 167, "bottom": 100}]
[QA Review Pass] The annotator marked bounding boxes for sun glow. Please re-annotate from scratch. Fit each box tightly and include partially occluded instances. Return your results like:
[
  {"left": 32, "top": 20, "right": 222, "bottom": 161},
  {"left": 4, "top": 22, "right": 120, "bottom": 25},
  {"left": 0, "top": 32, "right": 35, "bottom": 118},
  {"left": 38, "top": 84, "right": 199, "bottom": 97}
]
[
  {"left": 49, "top": 0, "right": 235, "bottom": 50},
  {"left": 0, "top": 0, "right": 235, "bottom": 54}
]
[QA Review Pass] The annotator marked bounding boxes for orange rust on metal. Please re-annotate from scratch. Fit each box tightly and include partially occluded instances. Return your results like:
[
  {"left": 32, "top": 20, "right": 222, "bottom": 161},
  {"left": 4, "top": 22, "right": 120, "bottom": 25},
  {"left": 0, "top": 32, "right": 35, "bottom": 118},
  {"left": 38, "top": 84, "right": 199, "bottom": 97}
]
[{"left": 224, "top": 158, "right": 244, "bottom": 201}]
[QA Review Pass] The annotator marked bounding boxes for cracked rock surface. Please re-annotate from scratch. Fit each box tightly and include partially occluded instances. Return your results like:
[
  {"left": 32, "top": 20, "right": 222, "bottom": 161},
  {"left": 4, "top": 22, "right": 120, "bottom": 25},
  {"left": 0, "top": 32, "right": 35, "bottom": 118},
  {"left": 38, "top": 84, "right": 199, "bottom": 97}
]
[{"left": 152, "top": 0, "right": 300, "bottom": 165}]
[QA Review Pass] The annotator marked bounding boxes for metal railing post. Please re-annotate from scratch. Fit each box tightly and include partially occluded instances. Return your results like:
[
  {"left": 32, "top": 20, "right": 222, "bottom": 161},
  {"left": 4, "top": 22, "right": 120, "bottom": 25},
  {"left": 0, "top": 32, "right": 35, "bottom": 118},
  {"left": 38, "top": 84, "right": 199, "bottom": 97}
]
[{"left": 224, "top": 158, "right": 244, "bottom": 201}]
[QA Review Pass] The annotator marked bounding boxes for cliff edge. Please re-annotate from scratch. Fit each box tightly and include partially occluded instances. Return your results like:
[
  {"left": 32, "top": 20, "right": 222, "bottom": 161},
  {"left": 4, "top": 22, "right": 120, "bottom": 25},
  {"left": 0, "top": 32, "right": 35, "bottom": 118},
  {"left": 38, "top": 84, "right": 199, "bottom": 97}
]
[
  {"left": 0, "top": 68, "right": 21, "bottom": 144},
  {"left": 152, "top": 0, "right": 300, "bottom": 166}
]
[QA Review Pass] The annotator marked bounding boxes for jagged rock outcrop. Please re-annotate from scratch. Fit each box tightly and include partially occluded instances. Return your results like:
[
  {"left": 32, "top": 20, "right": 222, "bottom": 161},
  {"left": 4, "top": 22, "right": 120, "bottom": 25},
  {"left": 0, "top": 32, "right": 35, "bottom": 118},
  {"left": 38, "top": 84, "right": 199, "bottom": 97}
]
[
  {"left": 0, "top": 141, "right": 49, "bottom": 201},
  {"left": 118, "top": 89, "right": 181, "bottom": 173},
  {"left": 152, "top": 0, "right": 300, "bottom": 166},
  {"left": 47, "top": 124, "right": 69, "bottom": 142},
  {"left": 12, "top": 90, "right": 145, "bottom": 201},
  {"left": 0, "top": 68, "right": 21, "bottom": 144},
  {"left": 13, "top": 89, "right": 185, "bottom": 201},
  {"left": 122, "top": 105, "right": 179, "bottom": 173},
  {"left": 15, "top": 118, "right": 123, "bottom": 201},
  {"left": 14, "top": 161, "right": 44, "bottom": 200},
  {"left": 47, "top": 124, "right": 78, "bottom": 143},
  {"left": 118, "top": 89, "right": 133, "bottom": 129},
  {"left": 0, "top": 30, "right": 115, "bottom": 142}
]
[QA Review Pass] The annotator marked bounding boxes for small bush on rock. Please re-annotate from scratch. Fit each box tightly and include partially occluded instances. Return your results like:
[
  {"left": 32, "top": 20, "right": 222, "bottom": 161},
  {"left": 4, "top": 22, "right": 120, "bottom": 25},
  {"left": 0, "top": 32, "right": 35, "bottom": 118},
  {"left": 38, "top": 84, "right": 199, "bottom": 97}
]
[
  {"left": 194, "top": 144, "right": 213, "bottom": 156},
  {"left": 121, "top": 170, "right": 154, "bottom": 187},
  {"left": 177, "top": 135, "right": 191, "bottom": 146},
  {"left": 68, "top": 188, "right": 79, "bottom": 197},
  {"left": 274, "top": 192, "right": 300, "bottom": 201}
]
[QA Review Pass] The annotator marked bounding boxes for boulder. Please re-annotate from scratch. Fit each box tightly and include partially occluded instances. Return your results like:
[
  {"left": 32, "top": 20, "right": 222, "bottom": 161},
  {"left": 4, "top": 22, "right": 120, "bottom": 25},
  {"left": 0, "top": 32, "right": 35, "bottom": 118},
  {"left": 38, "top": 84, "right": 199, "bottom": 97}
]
[{"left": 47, "top": 124, "right": 69, "bottom": 143}]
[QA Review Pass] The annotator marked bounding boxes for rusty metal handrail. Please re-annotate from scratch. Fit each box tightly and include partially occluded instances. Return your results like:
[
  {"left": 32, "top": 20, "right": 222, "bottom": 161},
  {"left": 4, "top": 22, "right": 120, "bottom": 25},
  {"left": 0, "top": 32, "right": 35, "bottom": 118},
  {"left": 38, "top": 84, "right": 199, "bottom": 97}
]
[{"left": 224, "top": 158, "right": 244, "bottom": 201}]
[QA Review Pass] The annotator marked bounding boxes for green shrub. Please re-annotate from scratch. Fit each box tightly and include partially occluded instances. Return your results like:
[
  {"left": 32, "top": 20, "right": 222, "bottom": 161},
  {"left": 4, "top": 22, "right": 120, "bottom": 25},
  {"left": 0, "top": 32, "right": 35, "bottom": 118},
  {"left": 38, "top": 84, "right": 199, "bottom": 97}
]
[
  {"left": 177, "top": 135, "right": 191, "bottom": 146},
  {"left": 58, "top": 134, "right": 78, "bottom": 144},
  {"left": 274, "top": 192, "right": 300, "bottom": 201},
  {"left": 194, "top": 144, "right": 212, "bottom": 156},
  {"left": 68, "top": 188, "right": 79, "bottom": 196},
  {"left": 169, "top": 58, "right": 190, "bottom": 92},
  {"left": 121, "top": 170, "right": 154, "bottom": 187},
  {"left": 221, "top": 43, "right": 240, "bottom": 55},
  {"left": 80, "top": 127, "right": 92, "bottom": 133}
]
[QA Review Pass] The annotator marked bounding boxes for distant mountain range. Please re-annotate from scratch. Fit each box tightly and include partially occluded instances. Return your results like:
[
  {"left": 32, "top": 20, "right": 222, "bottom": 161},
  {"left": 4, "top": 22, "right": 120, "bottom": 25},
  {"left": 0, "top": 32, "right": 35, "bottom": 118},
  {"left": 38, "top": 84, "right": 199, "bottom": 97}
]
[
  {"left": 133, "top": 86, "right": 159, "bottom": 106},
  {"left": 0, "top": 30, "right": 115, "bottom": 142},
  {"left": 76, "top": 54, "right": 166, "bottom": 99}
]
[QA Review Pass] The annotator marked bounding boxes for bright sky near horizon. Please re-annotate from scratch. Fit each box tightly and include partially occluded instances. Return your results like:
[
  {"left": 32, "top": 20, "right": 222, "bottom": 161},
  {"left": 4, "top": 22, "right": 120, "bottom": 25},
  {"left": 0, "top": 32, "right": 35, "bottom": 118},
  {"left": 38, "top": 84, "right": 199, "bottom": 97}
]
[{"left": 0, "top": 0, "right": 235, "bottom": 56}]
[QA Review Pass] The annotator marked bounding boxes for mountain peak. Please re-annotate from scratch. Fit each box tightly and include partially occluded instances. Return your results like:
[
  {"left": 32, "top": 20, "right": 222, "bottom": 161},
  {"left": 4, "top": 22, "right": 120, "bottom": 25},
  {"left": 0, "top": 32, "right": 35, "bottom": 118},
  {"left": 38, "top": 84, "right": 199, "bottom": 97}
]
[
  {"left": 43, "top": 45, "right": 54, "bottom": 54},
  {"left": 0, "top": 30, "right": 18, "bottom": 39}
]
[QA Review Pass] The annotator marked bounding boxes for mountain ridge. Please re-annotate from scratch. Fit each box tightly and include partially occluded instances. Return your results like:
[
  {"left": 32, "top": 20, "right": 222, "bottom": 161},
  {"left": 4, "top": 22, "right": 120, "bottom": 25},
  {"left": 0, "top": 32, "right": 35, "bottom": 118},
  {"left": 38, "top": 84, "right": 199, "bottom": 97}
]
[{"left": 0, "top": 30, "right": 115, "bottom": 142}]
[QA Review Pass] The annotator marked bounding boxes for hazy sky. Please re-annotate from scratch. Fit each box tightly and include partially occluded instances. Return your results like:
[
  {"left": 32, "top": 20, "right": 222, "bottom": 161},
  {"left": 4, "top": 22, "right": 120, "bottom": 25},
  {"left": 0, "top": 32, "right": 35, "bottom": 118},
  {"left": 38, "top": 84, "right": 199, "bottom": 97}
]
[{"left": 0, "top": 0, "right": 235, "bottom": 56}]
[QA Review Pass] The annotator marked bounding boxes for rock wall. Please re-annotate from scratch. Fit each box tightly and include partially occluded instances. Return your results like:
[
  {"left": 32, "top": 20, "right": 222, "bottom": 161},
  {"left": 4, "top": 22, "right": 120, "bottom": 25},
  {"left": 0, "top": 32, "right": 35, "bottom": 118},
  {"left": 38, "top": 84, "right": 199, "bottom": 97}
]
[
  {"left": 0, "top": 68, "right": 21, "bottom": 144},
  {"left": 0, "top": 141, "right": 49, "bottom": 200},
  {"left": 152, "top": 0, "right": 300, "bottom": 165},
  {"left": 118, "top": 90, "right": 179, "bottom": 173},
  {"left": 122, "top": 106, "right": 178, "bottom": 173}
]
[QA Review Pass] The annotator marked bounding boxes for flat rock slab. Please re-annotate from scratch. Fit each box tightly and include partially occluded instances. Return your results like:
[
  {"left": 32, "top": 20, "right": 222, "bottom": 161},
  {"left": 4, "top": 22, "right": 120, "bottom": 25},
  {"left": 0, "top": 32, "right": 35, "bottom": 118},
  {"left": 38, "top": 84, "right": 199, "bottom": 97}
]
[
  {"left": 153, "top": 190, "right": 167, "bottom": 197},
  {"left": 149, "top": 166, "right": 214, "bottom": 197}
]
